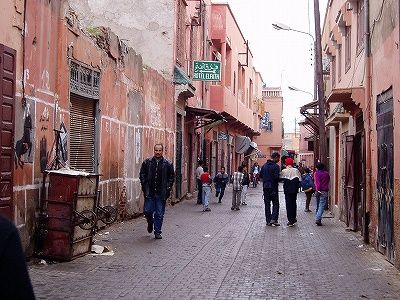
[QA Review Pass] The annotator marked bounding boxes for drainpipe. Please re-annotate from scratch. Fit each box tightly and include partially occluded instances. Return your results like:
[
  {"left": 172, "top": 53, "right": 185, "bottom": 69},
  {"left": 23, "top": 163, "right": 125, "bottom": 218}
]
[
  {"left": 364, "top": 0, "right": 371, "bottom": 244},
  {"left": 201, "top": 0, "right": 206, "bottom": 161}
]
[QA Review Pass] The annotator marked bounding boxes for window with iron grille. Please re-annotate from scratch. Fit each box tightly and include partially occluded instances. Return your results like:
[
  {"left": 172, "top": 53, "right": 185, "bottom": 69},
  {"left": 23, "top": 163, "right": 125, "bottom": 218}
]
[
  {"left": 357, "top": 1, "right": 365, "bottom": 55},
  {"left": 176, "top": 0, "right": 187, "bottom": 67},
  {"left": 345, "top": 26, "right": 351, "bottom": 73},
  {"left": 69, "top": 61, "right": 99, "bottom": 172}
]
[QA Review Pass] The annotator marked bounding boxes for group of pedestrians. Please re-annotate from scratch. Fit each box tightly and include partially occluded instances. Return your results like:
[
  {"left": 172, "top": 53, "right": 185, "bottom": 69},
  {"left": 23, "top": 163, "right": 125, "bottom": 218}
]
[
  {"left": 260, "top": 152, "right": 330, "bottom": 227},
  {"left": 139, "top": 143, "right": 330, "bottom": 240},
  {"left": 195, "top": 161, "right": 251, "bottom": 212}
]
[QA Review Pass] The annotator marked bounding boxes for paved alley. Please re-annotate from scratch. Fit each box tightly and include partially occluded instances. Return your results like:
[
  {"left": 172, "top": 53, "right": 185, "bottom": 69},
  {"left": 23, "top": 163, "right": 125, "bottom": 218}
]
[{"left": 30, "top": 186, "right": 400, "bottom": 300}]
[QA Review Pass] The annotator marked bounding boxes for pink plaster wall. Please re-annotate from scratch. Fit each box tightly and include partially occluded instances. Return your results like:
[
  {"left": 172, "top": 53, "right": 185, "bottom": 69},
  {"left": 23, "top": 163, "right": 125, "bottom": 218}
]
[{"left": 5, "top": 0, "right": 175, "bottom": 252}]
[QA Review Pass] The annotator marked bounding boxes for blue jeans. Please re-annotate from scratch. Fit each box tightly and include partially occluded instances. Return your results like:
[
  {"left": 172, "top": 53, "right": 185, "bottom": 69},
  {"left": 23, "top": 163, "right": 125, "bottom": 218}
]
[
  {"left": 144, "top": 195, "right": 165, "bottom": 234},
  {"left": 202, "top": 185, "right": 211, "bottom": 209},
  {"left": 215, "top": 185, "right": 226, "bottom": 201},
  {"left": 315, "top": 191, "right": 328, "bottom": 222}
]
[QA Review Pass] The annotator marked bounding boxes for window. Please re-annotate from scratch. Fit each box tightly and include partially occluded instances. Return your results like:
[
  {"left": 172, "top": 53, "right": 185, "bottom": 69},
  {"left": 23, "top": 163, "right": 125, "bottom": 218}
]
[
  {"left": 261, "top": 112, "right": 272, "bottom": 131},
  {"left": 338, "top": 45, "right": 342, "bottom": 82},
  {"left": 357, "top": 1, "right": 365, "bottom": 54},
  {"left": 308, "top": 141, "right": 314, "bottom": 151},
  {"left": 176, "top": 0, "right": 187, "bottom": 67},
  {"left": 233, "top": 72, "right": 236, "bottom": 94},
  {"left": 345, "top": 27, "right": 351, "bottom": 72},
  {"left": 225, "top": 47, "right": 232, "bottom": 88},
  {"left": 331, "top": 56, "right": 336, "bottom": 87},
  {"left": 249, "top": 79, "right": 253, "bottom": 108},
  {"left": 69, "top": 61, "right": 99, "bottom": 172},
  {"left": 189, "top": 24, "right": 198, "bottom": 76}
]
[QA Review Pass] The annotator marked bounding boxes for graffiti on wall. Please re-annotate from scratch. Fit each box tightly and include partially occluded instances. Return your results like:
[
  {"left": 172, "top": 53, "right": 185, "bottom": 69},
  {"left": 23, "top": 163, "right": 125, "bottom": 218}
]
[
  {"left": 149, "top": 101, "right": 161, "bottom": 127},
  {"left": 58, "top": 122, "right": 68, "bottom": 164},
  {"left": 14, "top": 102, "right": 33, "bottom": 168},
  {"left": 40, "top": 122, "right": 68, "bottom": 172}
]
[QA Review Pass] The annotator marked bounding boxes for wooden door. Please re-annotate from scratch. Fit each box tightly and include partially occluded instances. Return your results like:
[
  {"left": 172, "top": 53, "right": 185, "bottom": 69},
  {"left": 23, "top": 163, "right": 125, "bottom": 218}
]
[{"left": 0, "top": 44, "right": 16, "bottom": 219}]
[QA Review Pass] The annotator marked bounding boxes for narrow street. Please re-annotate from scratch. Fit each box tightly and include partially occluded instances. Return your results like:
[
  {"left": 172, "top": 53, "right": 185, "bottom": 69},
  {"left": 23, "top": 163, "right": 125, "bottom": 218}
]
[{"left": 30, "top": 186, "right": 400, "bottom": 300}]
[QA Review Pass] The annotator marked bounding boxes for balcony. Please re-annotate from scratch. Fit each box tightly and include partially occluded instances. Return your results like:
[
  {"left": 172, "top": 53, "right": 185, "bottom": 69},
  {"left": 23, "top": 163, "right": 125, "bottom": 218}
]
[{"left": 210, "top": 84, "right": 255, "bottom": 131}]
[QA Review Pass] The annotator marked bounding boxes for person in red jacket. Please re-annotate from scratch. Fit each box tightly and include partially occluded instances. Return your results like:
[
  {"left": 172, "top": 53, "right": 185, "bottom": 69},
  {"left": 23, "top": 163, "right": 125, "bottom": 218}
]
[{"left": 200, "top": 166, "right": 212, "bottom": 212}]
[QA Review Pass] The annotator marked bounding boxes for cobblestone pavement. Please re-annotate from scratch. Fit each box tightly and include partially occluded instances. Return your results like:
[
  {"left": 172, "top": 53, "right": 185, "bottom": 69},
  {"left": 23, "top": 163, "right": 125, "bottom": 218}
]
[{"left": 30, "top": 185, "right": 400, "bottom": 300}]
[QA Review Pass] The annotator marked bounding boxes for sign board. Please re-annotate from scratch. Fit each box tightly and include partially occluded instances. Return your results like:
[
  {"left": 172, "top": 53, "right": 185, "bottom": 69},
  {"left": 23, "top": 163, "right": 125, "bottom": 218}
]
[
  {"left": 193, "top": 61, "right": 221, "bottom": 81},
  {"left": 218, "top": 132, "right": 228, "bottom": 140}
]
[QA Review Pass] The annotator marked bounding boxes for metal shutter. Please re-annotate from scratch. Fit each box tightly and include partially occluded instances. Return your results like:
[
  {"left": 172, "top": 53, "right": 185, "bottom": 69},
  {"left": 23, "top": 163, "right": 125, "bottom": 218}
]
[{"left": 69, "top": 93, "right": 95, "bottom": 172}]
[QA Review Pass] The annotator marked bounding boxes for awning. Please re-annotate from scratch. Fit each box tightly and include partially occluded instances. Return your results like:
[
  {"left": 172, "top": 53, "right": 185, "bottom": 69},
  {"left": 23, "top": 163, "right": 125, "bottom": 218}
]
[
  {"left": 244, "top": 141, "right": 261, "bottom": 158},
  {"left": 174, "top": 66, "right": 195, "bottom": 98},
  {"left": 326, "top": 87, "right": 365, "bottom": 112},
  {"left": 185, "top": 106, "right": 226, "bottom": 130},
  {"left": 235, "top": 136, "right": 251, "bottom": 154}
]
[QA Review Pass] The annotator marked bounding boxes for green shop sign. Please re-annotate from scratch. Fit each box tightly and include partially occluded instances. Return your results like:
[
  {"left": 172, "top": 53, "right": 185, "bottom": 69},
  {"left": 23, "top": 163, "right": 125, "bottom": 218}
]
[{"left": 193, "top": 61, "right": 221, "bottom": 81}]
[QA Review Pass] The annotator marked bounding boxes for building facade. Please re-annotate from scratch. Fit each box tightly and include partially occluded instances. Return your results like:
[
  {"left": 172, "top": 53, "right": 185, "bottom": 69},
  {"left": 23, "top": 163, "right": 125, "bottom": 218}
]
[
  {"left": 322, "top": 0, "right": 400, "bottom": 268},
  {"left": 254, "top": 87, "right": 283, "bottom": 165}
]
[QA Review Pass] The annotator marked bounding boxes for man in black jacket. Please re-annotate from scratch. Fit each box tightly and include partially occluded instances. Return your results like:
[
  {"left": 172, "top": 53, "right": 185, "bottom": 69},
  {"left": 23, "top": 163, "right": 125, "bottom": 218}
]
[
  {"left": 0, "top": 215, "right": 36, "bottom": 299},
  {"left": 139, "top": 144, "right": 175, "bottom": 239},
  {"left": 259, "top": 152, "right": 281, "bottom": 226}
]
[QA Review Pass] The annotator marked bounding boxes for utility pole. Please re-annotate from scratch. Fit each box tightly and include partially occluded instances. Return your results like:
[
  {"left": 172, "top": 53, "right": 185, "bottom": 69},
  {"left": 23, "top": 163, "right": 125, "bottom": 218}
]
[{"left": 314, "top": 0, "right": 326, "bottom": 165}]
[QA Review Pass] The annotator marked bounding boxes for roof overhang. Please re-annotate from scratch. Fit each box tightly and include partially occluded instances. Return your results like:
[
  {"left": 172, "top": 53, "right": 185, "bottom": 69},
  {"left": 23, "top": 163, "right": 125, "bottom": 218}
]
[
  {"left": 326, "top": 87, "right": 365, "bottom": 112},
  {"left": 185, "top": 106, "right": 226, "bottom": 130},
  {"left": 221, "top": 112, "right": 257, "bottom": 136}
]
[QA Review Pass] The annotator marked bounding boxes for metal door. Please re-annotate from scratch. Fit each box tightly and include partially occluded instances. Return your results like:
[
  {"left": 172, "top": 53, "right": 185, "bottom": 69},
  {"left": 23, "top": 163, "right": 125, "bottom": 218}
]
[
  {"left": 376, "top": 88, "right": 394, "bottom": 263},
  {"left": 175, "top": 114, "right": 183, "bottom": 199},
  {"left": 210, "top": 141, "right": 217, "bottom": 176},
  {"left": 187, "top": 133, "right": 193, "bottom": 193},
  {"left": 0, "top": 45, "right": 16, "bottom": 219},
  {"left": 345, "top": 135, "right": 356, "bottom": 230},
  {"left": 339, "top": 132, "right": 348, "bottom": 223}
]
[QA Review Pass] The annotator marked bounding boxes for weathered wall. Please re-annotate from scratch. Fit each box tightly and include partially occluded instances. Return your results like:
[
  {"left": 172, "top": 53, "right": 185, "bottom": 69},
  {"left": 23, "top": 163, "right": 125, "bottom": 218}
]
[
  {"left": 9, "top": 0, "right": 175, "bottom": 252},
  {"left": 68, "top": 0, "right": 175, "bottom": 79},
  {"left": 369, "top": 0, "right": 400, "bottom": 267}
]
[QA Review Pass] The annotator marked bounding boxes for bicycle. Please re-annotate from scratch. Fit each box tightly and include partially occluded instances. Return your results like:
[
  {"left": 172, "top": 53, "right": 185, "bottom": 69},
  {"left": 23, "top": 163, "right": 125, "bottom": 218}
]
[
  {"left": 73, "top": 209, "right": 97, "bottom": 230},
  {"left": 73, "top": 205, "right": 117, "bottom": 230},
  {"left": 95, "top": 205, "right": 117, "bottom": 225}
]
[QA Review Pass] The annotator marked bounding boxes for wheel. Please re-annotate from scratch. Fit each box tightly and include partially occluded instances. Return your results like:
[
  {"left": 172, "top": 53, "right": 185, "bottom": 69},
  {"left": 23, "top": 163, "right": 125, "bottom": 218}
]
[
  {"left": 99, "top": 206, "right": 117, "bottom": 224},
  {"left": 76, "top": 210, "right": 97, "bottom": 230}
]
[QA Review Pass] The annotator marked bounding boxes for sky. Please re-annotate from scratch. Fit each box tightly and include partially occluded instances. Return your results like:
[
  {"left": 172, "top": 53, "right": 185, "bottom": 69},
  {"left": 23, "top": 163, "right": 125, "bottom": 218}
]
[{"left": 220, "top": 0, "right": 328, "bottom": 132}]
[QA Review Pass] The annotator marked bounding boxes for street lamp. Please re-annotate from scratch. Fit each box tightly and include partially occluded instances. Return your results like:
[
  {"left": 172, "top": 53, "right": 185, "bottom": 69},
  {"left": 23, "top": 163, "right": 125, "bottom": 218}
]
[
  {"left": 272, "top": 17, "right": 326, "bottom": 165},
  {"left": 288, "top": 86, "right": 313, "bottom": 98},
  {"left": 272, "top": 23, "right": 315, "bottom": 42}
]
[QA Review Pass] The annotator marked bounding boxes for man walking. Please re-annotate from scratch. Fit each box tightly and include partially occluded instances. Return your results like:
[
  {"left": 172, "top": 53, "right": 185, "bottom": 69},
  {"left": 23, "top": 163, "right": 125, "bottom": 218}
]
[
  {"left": 139, "top": 143, "right": 175, "bottom": 239},
  {"left": 195, "top": 160, "right": 204, "bottom": 204},
  {"left": 231, "top": 166, "right": 244, "bottom": 211},
  {"left": 200, "top": 166, "right": 212, "bottom": 212},
  {"left": 280, "top": 158, "right": 302, "bottom": 227},
  {"left": 314, "top": 162, "right": 330, "bottom": 226},
  {"left": 213, "top": 166, "right": 229, "bottom": 203},
  {"left": 259, "top": 152, "right": 281, "bottom": 226}
]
